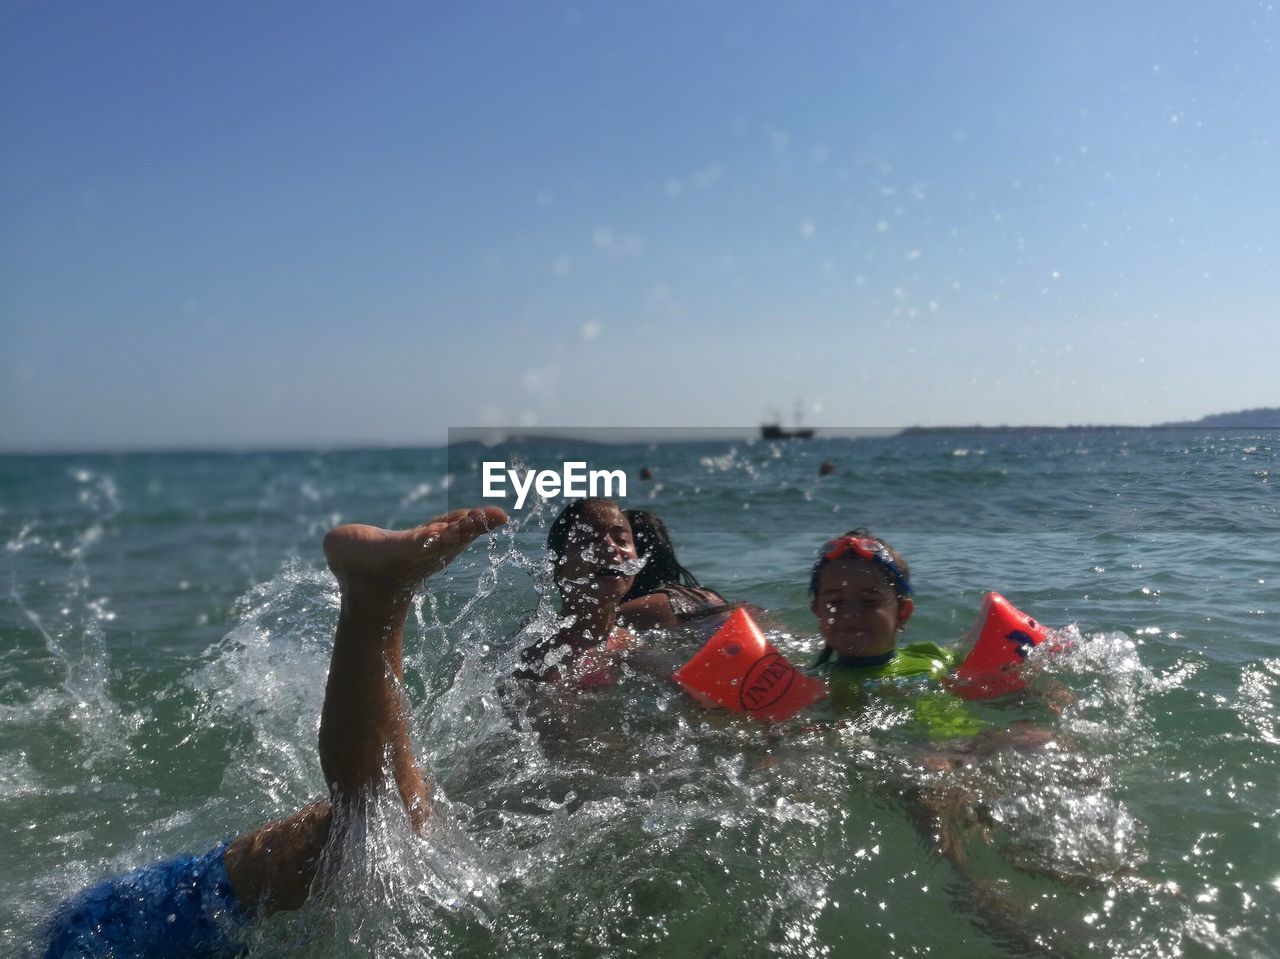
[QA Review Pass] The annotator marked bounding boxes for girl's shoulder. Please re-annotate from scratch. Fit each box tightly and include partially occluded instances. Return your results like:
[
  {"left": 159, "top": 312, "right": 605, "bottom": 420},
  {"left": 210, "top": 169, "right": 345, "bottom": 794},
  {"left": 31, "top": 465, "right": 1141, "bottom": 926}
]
[{"left": 652, "top": 583, "right": 728, "bottom": 619}]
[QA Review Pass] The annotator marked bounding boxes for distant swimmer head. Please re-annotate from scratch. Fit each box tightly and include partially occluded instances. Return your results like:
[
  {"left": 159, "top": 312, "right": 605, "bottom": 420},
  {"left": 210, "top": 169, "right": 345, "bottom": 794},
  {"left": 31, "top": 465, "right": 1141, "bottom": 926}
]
[
  {"left": 547, "top": 498, "right": 638, "bottom": 605},
  {"left": 809, "top": 530, "right": 914, "bottom": 662}
]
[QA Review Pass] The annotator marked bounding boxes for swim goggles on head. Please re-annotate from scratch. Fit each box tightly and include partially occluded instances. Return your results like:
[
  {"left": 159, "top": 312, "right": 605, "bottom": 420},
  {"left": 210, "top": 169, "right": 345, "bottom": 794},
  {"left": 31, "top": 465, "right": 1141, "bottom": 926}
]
[{"left": 810, "top": 535, "right": 912, "bottom": 598}]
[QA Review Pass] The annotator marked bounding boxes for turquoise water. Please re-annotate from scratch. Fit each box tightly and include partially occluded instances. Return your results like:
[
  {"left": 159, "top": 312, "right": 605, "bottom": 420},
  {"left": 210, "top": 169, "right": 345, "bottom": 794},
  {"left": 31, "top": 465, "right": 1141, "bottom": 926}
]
[{"left": 2, "top": 431, "right": 1278, "bottom": 957}]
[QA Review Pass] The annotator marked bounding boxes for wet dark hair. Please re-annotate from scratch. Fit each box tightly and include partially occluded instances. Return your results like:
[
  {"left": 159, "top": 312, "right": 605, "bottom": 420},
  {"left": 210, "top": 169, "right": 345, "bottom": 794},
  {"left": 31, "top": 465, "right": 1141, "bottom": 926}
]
[
  {"left": 621, "top": 509, "right": 703, "bottom": 600},
  {"left": 546, "top": 498, "right": 625, "bottom": 576},
  {"left": 808, "top": 528, "right": 911, "bottom": 599},
  {"left": 810, "top": 528, "right": 911, "bottom": 667}
]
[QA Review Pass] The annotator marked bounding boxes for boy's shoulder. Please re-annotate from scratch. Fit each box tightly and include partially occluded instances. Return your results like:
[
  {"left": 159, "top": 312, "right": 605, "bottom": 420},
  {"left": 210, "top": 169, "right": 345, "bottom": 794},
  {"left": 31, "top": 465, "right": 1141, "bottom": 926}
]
[{"left": 894, "top": 641, "right": 961, "bottom": 673}]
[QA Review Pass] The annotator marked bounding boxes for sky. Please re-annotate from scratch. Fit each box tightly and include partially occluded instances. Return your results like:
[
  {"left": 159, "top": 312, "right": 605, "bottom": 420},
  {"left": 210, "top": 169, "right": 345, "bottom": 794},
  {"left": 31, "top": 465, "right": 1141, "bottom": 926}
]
[{"left": 2, "top": 1, "right": 1278, "bottom": 451}]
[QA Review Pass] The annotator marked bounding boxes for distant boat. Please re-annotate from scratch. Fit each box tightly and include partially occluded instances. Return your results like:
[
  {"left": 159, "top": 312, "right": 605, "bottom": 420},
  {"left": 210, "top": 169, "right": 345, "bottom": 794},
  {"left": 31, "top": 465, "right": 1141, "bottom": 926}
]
[
  {"left": 760, "top": 423, "right": 815, "bottom": 440},
  {"left": 761, "top": 402, "right": 816, "bottom": 440}
]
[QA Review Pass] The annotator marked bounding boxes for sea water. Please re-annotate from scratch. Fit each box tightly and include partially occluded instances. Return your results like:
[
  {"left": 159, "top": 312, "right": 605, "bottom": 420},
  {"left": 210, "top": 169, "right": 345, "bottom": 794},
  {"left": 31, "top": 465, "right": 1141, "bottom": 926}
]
[{"left": 2, "top": 430, "right": 1277, "bottom": 957}]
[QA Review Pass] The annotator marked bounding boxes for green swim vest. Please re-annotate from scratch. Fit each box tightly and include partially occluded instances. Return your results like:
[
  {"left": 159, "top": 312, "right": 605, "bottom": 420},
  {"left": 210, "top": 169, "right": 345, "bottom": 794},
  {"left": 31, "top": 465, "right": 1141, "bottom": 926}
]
[{"left": 821, "top": 643, "right": 990, "bottom": 741}]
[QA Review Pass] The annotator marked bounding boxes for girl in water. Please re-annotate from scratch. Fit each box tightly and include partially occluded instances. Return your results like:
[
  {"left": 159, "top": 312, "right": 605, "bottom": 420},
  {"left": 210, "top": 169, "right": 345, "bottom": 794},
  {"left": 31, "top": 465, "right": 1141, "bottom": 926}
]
[
  {"left": 808, "top": 529, "right": 1000, "bottom": 743},
  {"left": 808, "top": 528, "right": 1069, "bottom": 741},
  {"left": 515, "top": 498, "right": 641, "bottom": 685},
  {"left": 808, "top": 530, "right": 971, "bottom": 705},
  {"left": 514, "top": 501, "right": 735, "bottom": 685},
  {"left": 619, "top": 509, "right": 730, "bottom": 630},
  {"left": 807, "top": 529, "right": 1094, "bottom": 947}
]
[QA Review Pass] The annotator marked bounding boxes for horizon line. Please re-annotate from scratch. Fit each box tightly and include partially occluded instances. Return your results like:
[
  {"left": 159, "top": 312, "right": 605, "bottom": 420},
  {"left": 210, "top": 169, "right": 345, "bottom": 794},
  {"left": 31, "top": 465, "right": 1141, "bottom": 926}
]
[{"left": 4, "top": 417, "right": 1279, "bottom": 457}]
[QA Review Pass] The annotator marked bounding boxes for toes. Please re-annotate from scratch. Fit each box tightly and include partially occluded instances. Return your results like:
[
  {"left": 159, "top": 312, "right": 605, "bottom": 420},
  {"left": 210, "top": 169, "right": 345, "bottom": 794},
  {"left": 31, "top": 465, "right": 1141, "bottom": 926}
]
[
  {"left": 425, "top": 507, "right": 507, "bottom": 534},
  {"left": 441, "top": 507, "right": 508, "bottom": 536},
  {"left": 427, "top": 508, "right": 475, "bottom": 527},
  {"left": 472, "top": 506, "right": 508, "bottom": 530},
  {"left": 417, "top": 507, "right": 508, "bottom": 555}
]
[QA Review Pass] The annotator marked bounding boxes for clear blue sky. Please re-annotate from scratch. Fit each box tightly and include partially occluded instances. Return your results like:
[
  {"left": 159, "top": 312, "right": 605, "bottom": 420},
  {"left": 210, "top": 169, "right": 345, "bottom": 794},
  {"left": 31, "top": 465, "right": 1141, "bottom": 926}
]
[{"left": 3, "top": 1, "right": 1277, "bottom": 450}]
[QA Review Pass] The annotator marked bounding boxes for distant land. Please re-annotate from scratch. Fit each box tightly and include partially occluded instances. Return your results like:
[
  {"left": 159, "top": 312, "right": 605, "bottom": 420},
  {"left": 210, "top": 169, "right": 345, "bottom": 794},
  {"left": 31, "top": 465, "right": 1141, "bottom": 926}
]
[
  {"left": 1162, "top": 406, "right": 1280, "bottom": 428},
  {"left": 456, "top": 410, "right": 1280, "bottom": 447},
  {"left": 900, "top": 407, "right": 1280, "bottom": 436}
]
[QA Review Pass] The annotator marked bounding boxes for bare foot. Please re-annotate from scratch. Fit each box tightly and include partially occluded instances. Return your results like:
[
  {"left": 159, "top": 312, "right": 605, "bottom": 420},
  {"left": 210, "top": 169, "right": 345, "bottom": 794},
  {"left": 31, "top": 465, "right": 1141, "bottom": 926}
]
[{"left": 323, "top": 507, "right": 508, "bottom": 592}]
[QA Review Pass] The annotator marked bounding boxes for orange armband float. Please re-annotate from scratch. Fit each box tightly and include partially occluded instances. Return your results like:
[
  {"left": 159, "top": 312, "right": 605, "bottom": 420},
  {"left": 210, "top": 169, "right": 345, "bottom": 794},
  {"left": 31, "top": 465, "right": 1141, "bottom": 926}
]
[
  {"left": 675, "top": 607, "right": 827, "bottom": 722},
  {"left": 950, "top": 592, "right": 1051, "bottom": 700}
]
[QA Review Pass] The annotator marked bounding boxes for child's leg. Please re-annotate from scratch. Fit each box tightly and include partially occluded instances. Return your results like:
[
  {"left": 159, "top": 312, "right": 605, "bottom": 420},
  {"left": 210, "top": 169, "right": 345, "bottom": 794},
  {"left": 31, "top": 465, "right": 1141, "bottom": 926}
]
[{"left": 222, "top": 507, "right": 506, "bottom": 916}]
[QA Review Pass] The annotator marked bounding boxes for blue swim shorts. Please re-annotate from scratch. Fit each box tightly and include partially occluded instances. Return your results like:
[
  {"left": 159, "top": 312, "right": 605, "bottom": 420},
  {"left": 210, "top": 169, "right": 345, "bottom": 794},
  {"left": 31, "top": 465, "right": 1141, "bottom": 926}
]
[{"left": 41, "top": 842, "right": 247, "bottom": 959}]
